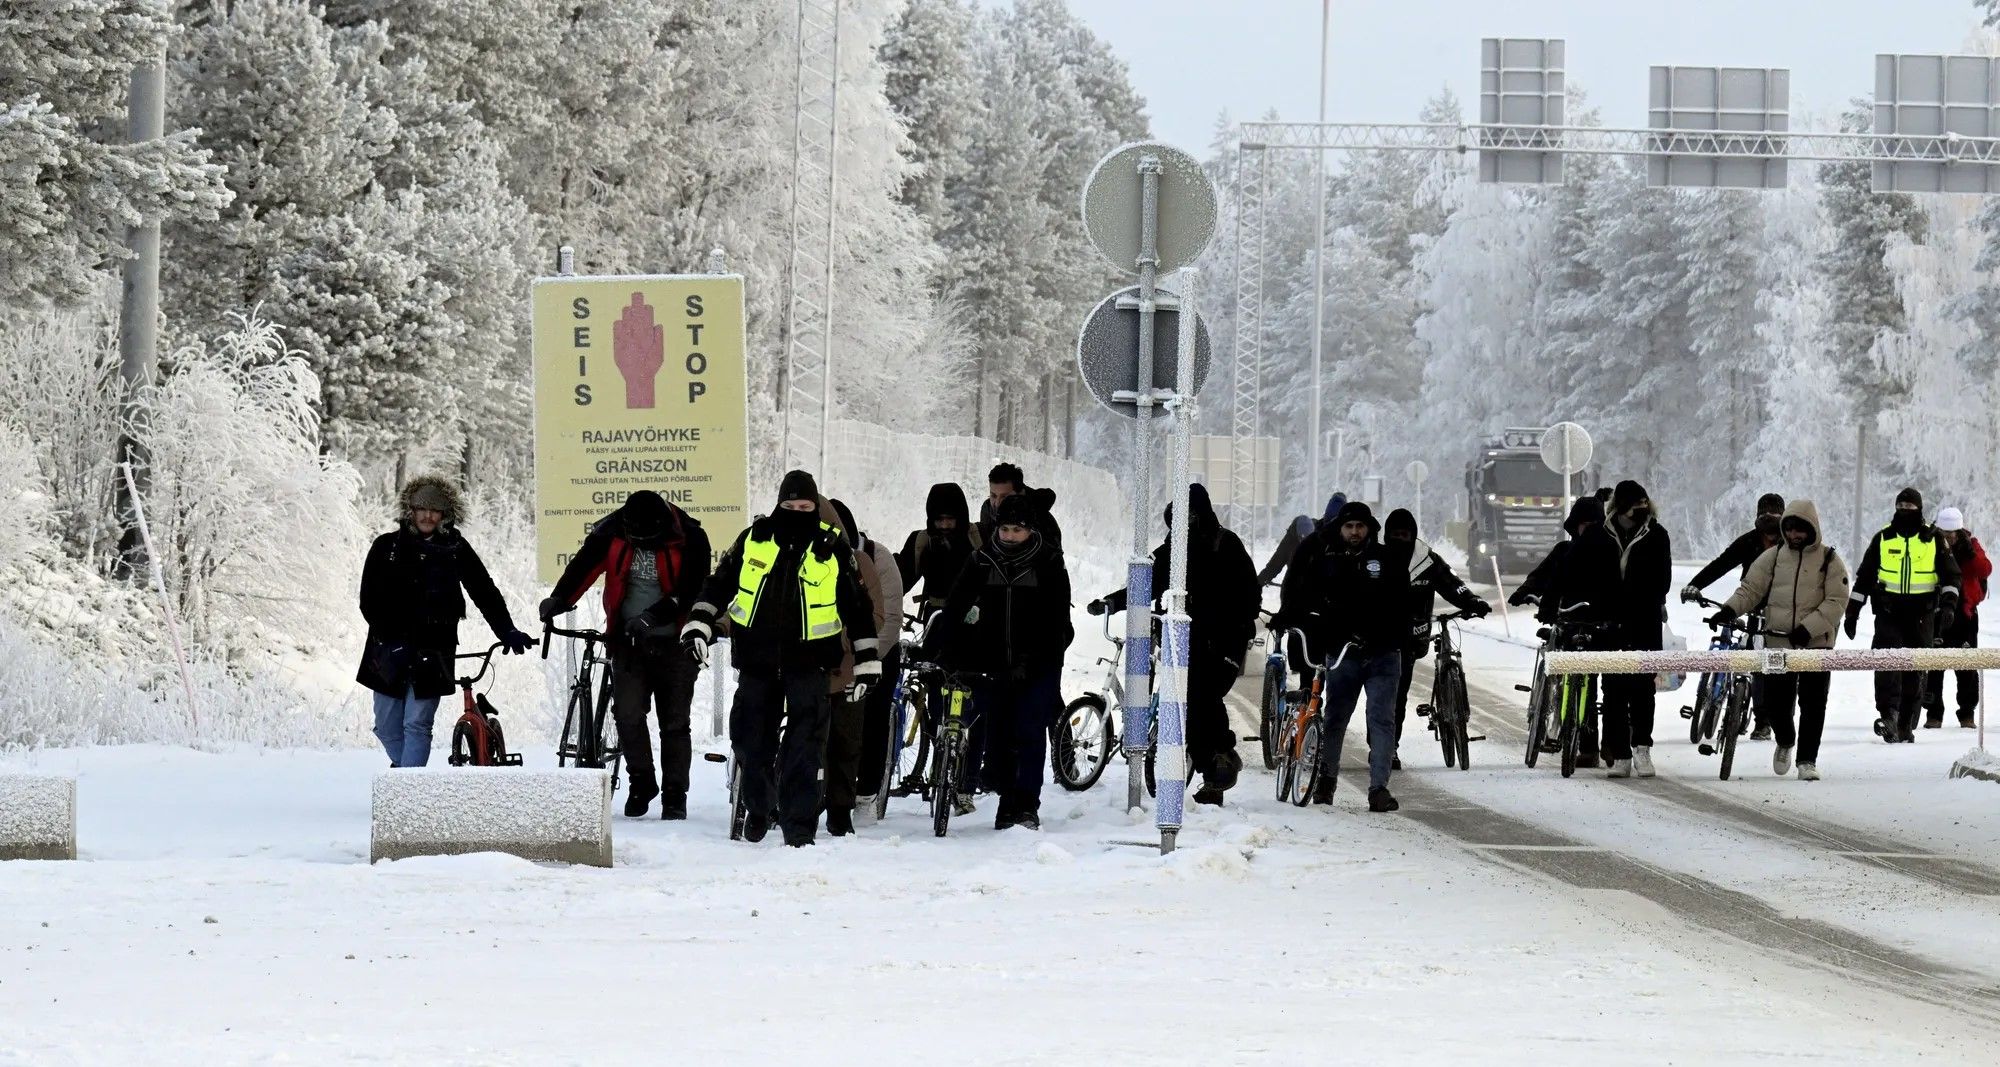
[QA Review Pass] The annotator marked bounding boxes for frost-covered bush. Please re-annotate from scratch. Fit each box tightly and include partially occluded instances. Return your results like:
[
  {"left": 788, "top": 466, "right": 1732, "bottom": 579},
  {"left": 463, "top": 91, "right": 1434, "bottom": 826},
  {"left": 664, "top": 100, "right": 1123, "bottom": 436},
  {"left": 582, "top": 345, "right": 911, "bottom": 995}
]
[
  {"left": 126, "top": 313, "right": 369, "bottom": 648},
  {"left": 0, "top": 426, "right": 54, "bottom": 570},
  {"left": 0, "top": 304, "right": 121, "bottom": 560}
]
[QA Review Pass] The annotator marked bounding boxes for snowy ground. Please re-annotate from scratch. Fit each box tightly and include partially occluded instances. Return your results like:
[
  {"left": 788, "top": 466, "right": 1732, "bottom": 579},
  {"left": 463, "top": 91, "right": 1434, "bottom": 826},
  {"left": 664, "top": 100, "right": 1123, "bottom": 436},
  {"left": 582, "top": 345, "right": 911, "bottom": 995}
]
[{"left": 3, "top": 567, "right": 1998, "bottom": 1065}]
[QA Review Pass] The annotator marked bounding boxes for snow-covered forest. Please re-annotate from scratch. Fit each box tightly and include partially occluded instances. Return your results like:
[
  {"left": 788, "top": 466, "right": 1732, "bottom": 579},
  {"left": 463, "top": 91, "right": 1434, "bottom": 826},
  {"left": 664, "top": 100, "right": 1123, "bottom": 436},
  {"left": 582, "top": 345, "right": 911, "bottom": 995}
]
[{"left": 10, "top": 0, "right": 2000, "bottom": 746}]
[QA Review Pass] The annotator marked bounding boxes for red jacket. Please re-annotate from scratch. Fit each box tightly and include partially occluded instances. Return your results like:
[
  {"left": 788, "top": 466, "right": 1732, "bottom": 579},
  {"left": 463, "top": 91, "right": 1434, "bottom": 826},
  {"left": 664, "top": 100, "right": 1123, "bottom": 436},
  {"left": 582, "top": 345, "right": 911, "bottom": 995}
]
[
  {"left": 547, "top": 504, "right": 712, "bottom": 638},
  {"left": 1959, "top": 537, "right": 1991, "bottom": 619}
]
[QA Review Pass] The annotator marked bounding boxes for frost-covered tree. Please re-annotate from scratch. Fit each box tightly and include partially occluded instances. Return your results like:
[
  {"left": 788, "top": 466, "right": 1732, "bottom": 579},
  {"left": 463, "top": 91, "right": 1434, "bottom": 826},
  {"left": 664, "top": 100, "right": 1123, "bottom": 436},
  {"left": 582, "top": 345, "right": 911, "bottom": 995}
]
[
  {"left": 0, "top": 0, "right": 228, "bottom": 305},
  {"left": 1817, "top": 102, "right": 1926, "bottom": 421},
  {"left": 882, "top": 0, "right": 979, "bottom": 230}
]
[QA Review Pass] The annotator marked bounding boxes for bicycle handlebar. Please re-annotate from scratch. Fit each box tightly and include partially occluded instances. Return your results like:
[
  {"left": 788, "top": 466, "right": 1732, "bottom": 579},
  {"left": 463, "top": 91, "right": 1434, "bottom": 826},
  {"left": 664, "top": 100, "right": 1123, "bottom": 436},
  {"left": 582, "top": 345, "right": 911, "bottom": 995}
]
[
  {"left": 904, "top": 660, "right": 993, "bottom": 686},
  {"left": 541, "top": 622, "right": 607, "bottom": 660},
  {"left": 454, "top": 641, "right": 512, "bottom": 686}
]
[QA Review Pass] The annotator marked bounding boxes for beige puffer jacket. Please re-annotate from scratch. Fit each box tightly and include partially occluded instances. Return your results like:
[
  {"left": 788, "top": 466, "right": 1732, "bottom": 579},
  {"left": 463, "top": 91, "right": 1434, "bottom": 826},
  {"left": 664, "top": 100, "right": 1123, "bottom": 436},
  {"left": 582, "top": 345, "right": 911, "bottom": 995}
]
[
  {"left": 819, "top": 497, "right": 884, "bottom": 692},
  {"left": 1722, "top": 499, "right": 1851, "bottom": 649}
]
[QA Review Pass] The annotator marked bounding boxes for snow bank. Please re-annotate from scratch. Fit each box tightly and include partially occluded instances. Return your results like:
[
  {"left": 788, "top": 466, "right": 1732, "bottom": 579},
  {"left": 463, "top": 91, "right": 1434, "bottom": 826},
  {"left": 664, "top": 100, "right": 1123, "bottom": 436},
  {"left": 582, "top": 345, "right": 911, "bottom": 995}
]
[
  {"left": 0, "top": 773, "right": 76, "bottom": 860},
  {"left": 369, "top": 768, "right": 612, "bottom": 867},
  {"left": 1950, "top": 747, "right": 2000, "bottom": 783}
]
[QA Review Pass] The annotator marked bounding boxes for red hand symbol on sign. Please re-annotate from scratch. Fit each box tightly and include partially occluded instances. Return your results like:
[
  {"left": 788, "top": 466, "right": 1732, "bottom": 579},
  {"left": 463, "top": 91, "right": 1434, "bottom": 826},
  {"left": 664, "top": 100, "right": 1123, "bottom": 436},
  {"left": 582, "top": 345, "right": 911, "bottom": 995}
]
[{"left": 612, "top": 292, "right": 664, "bottom": 409}]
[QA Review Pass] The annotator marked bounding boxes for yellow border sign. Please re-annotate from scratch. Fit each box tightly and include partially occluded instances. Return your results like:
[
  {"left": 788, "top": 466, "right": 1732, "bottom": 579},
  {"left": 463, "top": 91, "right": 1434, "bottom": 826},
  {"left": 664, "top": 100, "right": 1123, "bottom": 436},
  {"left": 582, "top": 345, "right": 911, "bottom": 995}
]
[{"left": 532, "top": 274, "right": 749, "bottom": 584}]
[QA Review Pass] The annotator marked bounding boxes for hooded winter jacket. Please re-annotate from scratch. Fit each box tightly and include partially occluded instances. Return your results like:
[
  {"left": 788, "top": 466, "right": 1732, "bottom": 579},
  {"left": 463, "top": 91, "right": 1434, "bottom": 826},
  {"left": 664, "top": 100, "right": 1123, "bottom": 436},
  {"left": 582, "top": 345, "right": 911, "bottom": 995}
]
[
  {"left": 1099, "top": 484, "right": 1260, "bottom": 662},
  {"left": 545, "top": 493, "right": 712, "bottom": 640},
  {"left": 896, "top": 482, "right": 983, "bottom": 613},
  {"left": 1513, "top": 496, "right": 1604, "bottom": 622},
  {"left": 1277, "top": 501, "right": 1410, "bottom": 657},
  {"left": 926, "top": 526, "right": 1074, "bottom": 678},
  {"left": 1954, "top": 535, "right": 1991, "bottom": 619},
  {"left": 357, "top": 477, "right": 520, "bottom": 699},
  {"left": 1559, "top": 481, "right": 1671, "bottom": 649},
  {"left": 1721, "top": 499, "right": 1850, "bottom": 649},
  {"left": 1386, "top": 523, "right": 1488, "bottom": 649}
]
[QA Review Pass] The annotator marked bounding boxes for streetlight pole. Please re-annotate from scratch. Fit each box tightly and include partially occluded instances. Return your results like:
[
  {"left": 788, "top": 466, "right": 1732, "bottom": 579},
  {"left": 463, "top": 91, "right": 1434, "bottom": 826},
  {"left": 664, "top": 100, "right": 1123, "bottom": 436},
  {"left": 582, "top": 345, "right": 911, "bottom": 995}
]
[{"left": 1307, "top": 0, "right": 1330, "bottom": 512}]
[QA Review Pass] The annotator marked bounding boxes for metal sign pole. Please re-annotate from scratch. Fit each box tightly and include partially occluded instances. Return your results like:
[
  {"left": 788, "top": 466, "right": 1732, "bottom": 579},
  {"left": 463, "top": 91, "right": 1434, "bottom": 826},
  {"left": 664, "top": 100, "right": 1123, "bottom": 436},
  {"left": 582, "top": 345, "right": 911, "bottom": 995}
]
[
  {"left": 1158, "top": 269, "right": 1199, "bottom": 854},
  {"left": 1124, "top": 155, "right": 1164, "bottom": 814}
]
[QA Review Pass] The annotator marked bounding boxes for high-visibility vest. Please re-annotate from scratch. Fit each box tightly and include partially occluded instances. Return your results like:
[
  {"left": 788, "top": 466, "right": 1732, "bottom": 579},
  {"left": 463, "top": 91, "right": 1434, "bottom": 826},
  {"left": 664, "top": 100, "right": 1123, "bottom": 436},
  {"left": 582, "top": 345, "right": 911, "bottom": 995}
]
[
  {"left": 1876, "top": 532, "right": 1939, "bottom": 596},
  {"left": 729, "top": 525, "right": 844, "bottom": 640}
]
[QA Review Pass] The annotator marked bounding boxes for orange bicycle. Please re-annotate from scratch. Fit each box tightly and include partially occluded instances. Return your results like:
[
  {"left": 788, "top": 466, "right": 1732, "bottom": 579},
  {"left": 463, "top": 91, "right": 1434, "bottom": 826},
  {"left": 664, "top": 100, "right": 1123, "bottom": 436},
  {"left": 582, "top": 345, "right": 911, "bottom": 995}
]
[{"left": 1273, "top": 633, "right": 1356, "bottom": 806}]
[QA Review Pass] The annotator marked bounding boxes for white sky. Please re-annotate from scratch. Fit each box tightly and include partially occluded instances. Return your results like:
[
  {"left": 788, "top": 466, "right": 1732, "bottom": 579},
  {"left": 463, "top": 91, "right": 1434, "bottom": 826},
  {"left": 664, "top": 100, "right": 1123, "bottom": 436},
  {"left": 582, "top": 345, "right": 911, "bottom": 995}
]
[{"left": 1038, "top": 0, "right": 1992, "bottom": 150}]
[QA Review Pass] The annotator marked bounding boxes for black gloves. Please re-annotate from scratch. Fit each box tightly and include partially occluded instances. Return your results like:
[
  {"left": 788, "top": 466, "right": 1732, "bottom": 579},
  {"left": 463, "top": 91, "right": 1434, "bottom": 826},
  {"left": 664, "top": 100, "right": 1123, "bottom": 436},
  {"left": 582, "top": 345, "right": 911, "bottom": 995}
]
[
  {"left": 631, "top": 610, "right": 670, "bottom": 640},
  {"left": 1843, "top": 601, "right": 1862, "bottom": 640},
  {"left": 1506, "top": 590, "right": 1530, "bottom": 607},
  {"left": 1086, "top": 598, "right": 1107, "bottom": 617},
  {"left": 1787, "top": 625, "right": 1812, "bottom": 646},
  {"left": 1706, "top": 608, "right": 1737, "bottom": 629},
  {"left": 1466, "top": 602, "right": 1491, "bottom": 619},
  {"left": 501, "top": 630, "right": 535, "bottom": 655},
  {"left": 538, "top": 596, "right": 565, "bottom": 622}
]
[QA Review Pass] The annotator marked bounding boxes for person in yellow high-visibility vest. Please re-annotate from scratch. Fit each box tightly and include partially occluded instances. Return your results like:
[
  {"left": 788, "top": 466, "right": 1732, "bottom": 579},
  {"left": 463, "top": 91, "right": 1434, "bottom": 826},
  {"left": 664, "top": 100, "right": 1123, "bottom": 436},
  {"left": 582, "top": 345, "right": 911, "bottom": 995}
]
[
  {"left": 680, "top": 470, "right": 877, "bottom": 846},
  {"left": 1846, "top": 487, "right": 1962, "bottom": 743}
]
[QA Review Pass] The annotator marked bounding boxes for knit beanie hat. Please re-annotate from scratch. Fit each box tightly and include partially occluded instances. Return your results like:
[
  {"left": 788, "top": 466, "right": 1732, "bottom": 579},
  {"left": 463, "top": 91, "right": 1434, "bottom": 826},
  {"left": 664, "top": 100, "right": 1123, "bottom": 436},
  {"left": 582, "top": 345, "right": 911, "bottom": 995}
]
[
  {"left": 1937, "top": 507, "right": 1965, "bottom": 532},
  {"left": 777, "top": 470, "right": 819, "bottom": 506},
  {"left": 1896, "top": 486, "right": 1923, "bottom": 511}
]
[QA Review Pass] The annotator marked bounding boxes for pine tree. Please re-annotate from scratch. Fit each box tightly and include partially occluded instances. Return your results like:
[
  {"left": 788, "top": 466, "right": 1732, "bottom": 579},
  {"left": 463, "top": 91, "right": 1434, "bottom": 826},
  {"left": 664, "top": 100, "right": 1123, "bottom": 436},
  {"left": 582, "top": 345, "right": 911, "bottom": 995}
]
[
  {"left": 1817, "top": 102, "right": 1926, "bottom": 418},
  {"left": 882, "top": 0, "right": 979, "bottom": 231}
]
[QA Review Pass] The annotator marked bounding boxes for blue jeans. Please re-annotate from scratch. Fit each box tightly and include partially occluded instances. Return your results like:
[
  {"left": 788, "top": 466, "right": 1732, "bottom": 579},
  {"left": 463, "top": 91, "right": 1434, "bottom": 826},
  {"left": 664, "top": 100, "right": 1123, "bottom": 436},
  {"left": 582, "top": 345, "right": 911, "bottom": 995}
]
[
  {"left": 1316, "top": 649, "right": 1402, "bottom": 791},
  {"left": 373, "top": 687, "right": 442, "bottom": 768}
]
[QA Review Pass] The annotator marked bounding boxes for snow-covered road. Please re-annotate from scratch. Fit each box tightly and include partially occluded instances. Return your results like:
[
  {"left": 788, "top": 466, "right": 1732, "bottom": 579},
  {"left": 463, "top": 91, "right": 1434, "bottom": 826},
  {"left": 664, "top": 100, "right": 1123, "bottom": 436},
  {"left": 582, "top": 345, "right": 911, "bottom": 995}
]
[{"left": 3, "top": 605, "right": 1998, "bottom": 1065}]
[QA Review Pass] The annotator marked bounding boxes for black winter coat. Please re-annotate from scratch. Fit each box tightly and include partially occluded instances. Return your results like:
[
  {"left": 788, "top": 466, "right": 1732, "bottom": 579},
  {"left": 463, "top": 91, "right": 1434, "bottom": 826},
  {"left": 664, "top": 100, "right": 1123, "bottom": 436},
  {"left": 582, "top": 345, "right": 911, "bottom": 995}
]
[
  {"left": 1277, "top": 530, "right": 1411, "bottom": 658},
  {"left": 896, "top": 482, "right": 983, "bottom": 616},
  {"left": 688, "top": 514, "right": 876, "bottom": 674},
  {"left": 1101, "top": 493, "right": 1260, "bottom": 665},
  {"left": 357, "top": 525, "right": 519, "bottom": 699},
  {"left": 927, "top": 532, "right": 1074, "bottom": 678},
  {"left": 1559, "top": 518, "right": 1673, "bottom": 650},
  {"left": 1394, "top": 538, "right": 1487, "bottom": 654},
  {"left": 1689, "top": 527, "right": 1780, "bottom": 592}
]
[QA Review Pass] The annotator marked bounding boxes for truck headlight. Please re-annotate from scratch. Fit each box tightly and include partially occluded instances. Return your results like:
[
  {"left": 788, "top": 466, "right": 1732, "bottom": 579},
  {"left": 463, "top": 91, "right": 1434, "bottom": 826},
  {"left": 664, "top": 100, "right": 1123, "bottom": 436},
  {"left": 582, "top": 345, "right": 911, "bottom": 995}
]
[
  {"left": 1484, "top": 493, "right": 1497, "bottom": 503},
  {"left": 1477, "top": 541, "right": 1490, "bottom": 555}
]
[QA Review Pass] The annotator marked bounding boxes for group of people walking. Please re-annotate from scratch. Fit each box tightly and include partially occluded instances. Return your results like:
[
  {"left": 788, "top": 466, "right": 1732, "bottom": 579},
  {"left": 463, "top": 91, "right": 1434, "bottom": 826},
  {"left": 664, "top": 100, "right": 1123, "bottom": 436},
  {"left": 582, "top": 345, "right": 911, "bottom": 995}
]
[{"left": 353, "top": 460, "right": 1985, "bottom": 841}]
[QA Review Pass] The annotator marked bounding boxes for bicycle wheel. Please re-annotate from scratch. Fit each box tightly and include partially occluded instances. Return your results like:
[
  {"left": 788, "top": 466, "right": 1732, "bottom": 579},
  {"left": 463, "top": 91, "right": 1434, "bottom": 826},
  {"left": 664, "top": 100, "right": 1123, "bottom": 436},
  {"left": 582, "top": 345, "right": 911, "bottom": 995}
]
[
  {"left": 592, "top": 665, "right": 618, "bottom": 776},
  {"left": 896, "top": 694, "right": 931, "bottom": 798},
  {"left": 1695, "top": 677, "right": 1723, "bottom": 753},
  {"left": 448, "top": 718, "right": 476, "bottom": 767},
  {"left": 1524, "top": 657, "right": 1549, "bottom": 768},
  {"left": 1688, "top": 673, "right": 1712, "bottom": 745},
  {"left": 1051, "top": 695, "right": 1114, "bottom": 791},
  {"left": 930, "top": 735, "right": 957, "bottom": 838},
  {"left": 1273, "top": 712, "right": 1295, "bottom": 803},
  {"left": 1259, "top": 660, "right": 1285, "bottom": 770},
  {"left": 1559, "top": 680, "right": 1580, "bottom": 779},
  {"left": 557, "top": 682, "right": 587, "bottom": 767},
  {"left": 1288, "top": 717, "right": 1322, "bottom": 807},
  {"left": 1432, "top": 700, "right": 1456, "bottom": 769},
  {"left": 1143, "top": 716, "right": 1159, "bottom": 799},
  {"left": 486, "top": 717, "right": 511, "bottom": 766},
  {"left": 1718, "top": 679, "right": 1747, "bottom": 781},
  {"left": 1447, "top": 663, "right": 1471, "bottom": 771}
]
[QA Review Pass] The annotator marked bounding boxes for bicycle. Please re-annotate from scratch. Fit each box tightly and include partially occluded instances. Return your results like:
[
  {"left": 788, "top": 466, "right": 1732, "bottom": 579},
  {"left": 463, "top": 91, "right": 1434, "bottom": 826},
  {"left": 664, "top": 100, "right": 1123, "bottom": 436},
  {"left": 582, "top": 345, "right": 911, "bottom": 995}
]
[
  {"left": 544, "top": 623, "right": 623, "bottom": 791},
  {"left": 1684, "top": 597, "right": 1776, "bottom": 782},
  {"left": 1052, "top": 609, "right": 1162, "bottom": 794},
  {"left": 1414, "top": 610, "right": 1483, "bottom": 770},
  {"left": 1255, "top": 609, "right": 1291, "bottom": 771},
  {"left": 906, "top": 661, "right": 990, "bottom": 838},
  {"left": 446, "top": 641, "right": 527, "bottom": 767},
  {"left": 1272, "top": 637, "right": 1357, "bottom": 807},
  {"left": 1517, "top": 601, "right": 1615, "bottom": 778},
  {"left": 871, "top": 618, "right": 934, "bottom": 821}
]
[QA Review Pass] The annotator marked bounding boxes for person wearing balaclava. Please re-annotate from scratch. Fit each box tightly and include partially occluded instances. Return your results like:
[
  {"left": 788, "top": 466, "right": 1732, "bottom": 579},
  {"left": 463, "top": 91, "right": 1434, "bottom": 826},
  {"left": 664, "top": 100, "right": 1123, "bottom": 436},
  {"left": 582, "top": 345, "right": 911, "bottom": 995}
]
[
  {"left": 680, "top": 471, "right": 877, "bottom": 846},
  {"left": 1682, "top": 492, "right": 1787, "bottom": 740},
  {"left": 1266, "top": 491, "right": 1351, "bottom": 689},
  {"left": 1090, "top": 484, "right": 1261, "bottom": 804},
  {"left": 1382, "top": 508, "right": 1491, "bottom": 767},
  {"left": 1560, "top": 480, "right": 1672, "bottom": 779},
  {"left": 542, "top": 490, "right": 713, "bottom": 819},
  {"left": 896, "top": 482, "right": 983, "bottom": 621},
  {"left": 357, "top": 475, "right": 535, "bottom": 769},
  {"left": 1847, "top": 487, "right": 1962, "bottom": 743},
  {"left": 924, "top": 493, "right": 1075, "bottom": 830}
]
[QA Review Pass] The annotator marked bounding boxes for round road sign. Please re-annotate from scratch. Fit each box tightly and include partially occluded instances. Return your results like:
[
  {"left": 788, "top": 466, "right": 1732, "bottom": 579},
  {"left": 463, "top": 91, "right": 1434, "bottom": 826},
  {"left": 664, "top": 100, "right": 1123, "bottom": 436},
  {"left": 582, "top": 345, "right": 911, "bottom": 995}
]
[{"left": 1081, "top": 142, "right": 1218, "bottom": 277}]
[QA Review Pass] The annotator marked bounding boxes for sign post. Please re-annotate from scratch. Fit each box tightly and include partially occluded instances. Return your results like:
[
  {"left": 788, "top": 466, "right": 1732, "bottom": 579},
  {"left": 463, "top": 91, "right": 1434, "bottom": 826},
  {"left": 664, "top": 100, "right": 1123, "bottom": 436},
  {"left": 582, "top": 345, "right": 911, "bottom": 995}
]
[
  {"left": 531, "top": 274, "right": 750, "bottom": 584},
  {"left": 1080, "top": 142, "right": 1217, "bottom": 851},
  {"left": 1539, "top": 421, "right": 1593, "bottom": 532}
]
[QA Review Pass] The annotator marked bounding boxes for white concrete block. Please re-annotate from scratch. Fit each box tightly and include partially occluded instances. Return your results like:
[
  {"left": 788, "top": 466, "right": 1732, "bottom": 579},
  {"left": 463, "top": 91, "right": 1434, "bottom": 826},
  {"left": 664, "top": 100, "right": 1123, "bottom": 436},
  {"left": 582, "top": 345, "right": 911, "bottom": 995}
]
[
  {"left": 370, "top": 768, "right": 613, "bottom": 867},
  {"left": 0, "top": 774, "right": 77, "bottom": 861}
]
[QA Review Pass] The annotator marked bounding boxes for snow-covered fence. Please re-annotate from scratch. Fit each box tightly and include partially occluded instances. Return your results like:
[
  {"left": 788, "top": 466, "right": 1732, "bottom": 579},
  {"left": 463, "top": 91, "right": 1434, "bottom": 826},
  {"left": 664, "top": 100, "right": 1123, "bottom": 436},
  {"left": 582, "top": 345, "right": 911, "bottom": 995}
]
[
  {"left": 1541, "top": 647, "right": 2000, "bottom": 676},
  {"left": 369, "top": 769, "right": 613, "bottom": 867},
  {"left": 0, "top": 774, "right": 77, "bottom": 860}
]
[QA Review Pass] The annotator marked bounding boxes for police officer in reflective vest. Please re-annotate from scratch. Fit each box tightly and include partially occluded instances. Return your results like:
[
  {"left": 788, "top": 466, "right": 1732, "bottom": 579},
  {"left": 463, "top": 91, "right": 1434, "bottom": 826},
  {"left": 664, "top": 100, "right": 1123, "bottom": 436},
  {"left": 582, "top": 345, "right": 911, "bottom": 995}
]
[
  {"left": 681, "top": 470, "right": 878, "bottom": 846},
  {"left": 1846, "top": 487, "right": 1962, "bottom": 744}
]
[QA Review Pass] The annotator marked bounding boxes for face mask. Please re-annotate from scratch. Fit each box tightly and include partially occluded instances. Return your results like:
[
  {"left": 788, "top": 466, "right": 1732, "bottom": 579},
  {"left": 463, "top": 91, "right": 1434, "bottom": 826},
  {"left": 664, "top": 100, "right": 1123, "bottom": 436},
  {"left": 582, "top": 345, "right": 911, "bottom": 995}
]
[{"left": 1892, "top": 509, "right": 1923, "bottom": 532}]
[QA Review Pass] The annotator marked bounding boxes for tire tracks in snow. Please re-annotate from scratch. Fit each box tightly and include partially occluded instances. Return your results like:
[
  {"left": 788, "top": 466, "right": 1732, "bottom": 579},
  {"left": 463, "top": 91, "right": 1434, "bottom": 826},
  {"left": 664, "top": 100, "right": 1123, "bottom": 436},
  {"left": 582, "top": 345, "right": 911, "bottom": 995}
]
[{"left": 1223, "top": 676, "right": 2000, "bottom": 1026}]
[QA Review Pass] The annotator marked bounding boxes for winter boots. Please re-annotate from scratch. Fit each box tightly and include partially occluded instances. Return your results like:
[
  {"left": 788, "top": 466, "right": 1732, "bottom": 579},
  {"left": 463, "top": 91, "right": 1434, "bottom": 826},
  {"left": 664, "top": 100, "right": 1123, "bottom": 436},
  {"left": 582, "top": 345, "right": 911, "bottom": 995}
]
[
  {"left": 826, "top": 807, "right": 854, "bottom": 837},
  {"left": 1367, "top": 787, "right": 1399, "bottom": 813},
  {"left": 1311, "top": 777, "right": 1336, "bottom": 805},
  {"left": 660, "top": 794, "right": 687, "bottom": 821},
  {"left": 623, "top": 785, "right": 660, "bottom": 818},
  {"left": 742, "top": 812, "right": 771, "bottom": 843},
  {"left": 1962, "top": 712, "right": 1979, "bottom": 729},
  {"left": 1193, "top": 751, "right": 1242, "bottom": 805},
  {"left": 1924, "top": 713, "right": 1944, "bottom": 730}
]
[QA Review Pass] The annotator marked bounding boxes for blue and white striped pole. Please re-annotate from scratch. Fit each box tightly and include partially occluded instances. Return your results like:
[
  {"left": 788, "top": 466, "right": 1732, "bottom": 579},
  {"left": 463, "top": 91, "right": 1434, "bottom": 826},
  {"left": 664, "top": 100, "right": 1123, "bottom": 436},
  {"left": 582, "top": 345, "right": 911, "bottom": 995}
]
[
  {"left": 1123, "top": 154, "right": 1163, "bottom": 815},
  {"left": 1157, "top": 267, "right": 1200, "bottom": 854}
]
